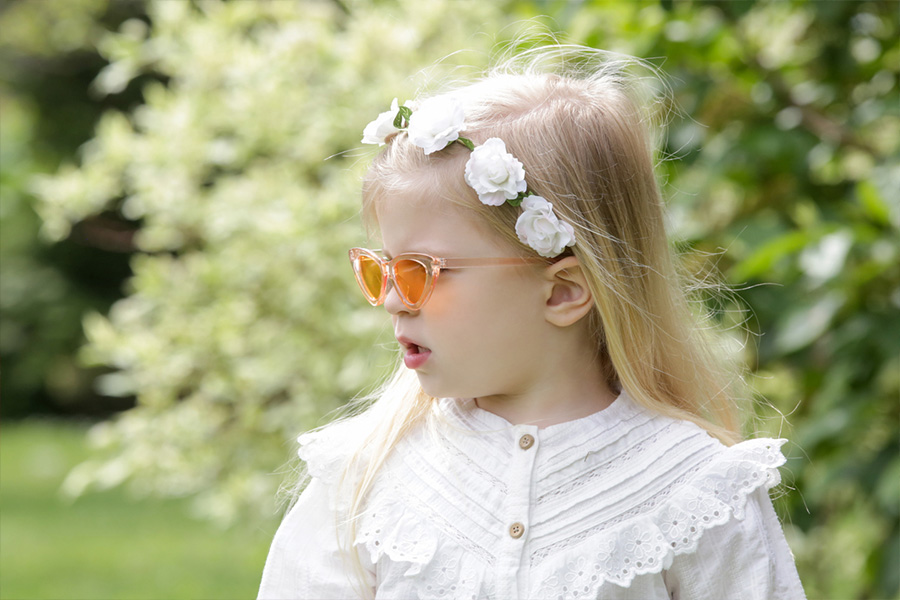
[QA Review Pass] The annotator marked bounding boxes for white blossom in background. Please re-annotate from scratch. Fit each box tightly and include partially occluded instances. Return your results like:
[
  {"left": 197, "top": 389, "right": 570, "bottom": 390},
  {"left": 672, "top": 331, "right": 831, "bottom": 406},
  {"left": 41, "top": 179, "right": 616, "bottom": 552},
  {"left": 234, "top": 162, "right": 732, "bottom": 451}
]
[{"left": 33, "top": 0, "right": 509, "bottom": 524}]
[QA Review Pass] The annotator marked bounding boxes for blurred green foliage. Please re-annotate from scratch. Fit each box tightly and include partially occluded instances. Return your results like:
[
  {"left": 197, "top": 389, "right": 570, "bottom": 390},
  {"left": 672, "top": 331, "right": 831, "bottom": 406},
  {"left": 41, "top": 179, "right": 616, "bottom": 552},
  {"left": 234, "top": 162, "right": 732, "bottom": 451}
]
[
  {"left": 0, "top": 0, "right": 144, "bottom": 417},
  {"left": 3, "top": 0, "right": 898, "bottom": 598}
]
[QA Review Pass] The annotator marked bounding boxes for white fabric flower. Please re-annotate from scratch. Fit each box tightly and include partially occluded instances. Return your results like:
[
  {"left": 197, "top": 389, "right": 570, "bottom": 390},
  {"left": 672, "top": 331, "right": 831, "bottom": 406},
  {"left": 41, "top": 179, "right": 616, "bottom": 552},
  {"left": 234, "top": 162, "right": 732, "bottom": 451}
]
[
  {"left": 463, "top": 138, "right": 527, "bottom": 206},
  {"left": 406, "top": 96, "right": 465, "bottom": 154},
  {"left": 362, "top": 98, "right": 401, "bottom": 145},
  {"left": 515, "top": 196, "right": 576, "bottom": 258}
]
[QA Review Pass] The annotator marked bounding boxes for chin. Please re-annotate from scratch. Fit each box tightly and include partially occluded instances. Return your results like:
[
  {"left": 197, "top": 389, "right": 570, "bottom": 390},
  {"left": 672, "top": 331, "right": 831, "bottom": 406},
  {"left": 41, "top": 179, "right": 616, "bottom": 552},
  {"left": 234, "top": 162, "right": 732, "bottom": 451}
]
[
  {"left": 415, "top": 373, "right": 458, "bottom": 400},
  {"left": 415, "top": 373, "right": 485, "bottom": 401},
  {"left": 415, "top": 374, "right": 445, "bottom": 398}
]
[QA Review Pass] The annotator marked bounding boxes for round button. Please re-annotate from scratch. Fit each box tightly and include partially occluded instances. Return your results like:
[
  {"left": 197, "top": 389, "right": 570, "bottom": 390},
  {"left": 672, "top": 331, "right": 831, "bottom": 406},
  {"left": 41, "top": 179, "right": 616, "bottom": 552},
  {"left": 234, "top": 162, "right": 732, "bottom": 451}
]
[
  {"left": 518, "top": 434, "right": 535, "bottom": 450},
  {"left": 509, "top": 522, "right": 525, "bottom": 539}
]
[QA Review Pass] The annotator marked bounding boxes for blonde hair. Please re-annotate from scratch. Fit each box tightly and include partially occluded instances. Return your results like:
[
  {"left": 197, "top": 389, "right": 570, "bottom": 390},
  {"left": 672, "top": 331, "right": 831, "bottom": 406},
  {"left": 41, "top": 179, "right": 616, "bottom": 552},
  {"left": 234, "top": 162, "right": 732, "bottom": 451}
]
[{"left": 316, "top": 46, "right": 745, "bottom": 596}]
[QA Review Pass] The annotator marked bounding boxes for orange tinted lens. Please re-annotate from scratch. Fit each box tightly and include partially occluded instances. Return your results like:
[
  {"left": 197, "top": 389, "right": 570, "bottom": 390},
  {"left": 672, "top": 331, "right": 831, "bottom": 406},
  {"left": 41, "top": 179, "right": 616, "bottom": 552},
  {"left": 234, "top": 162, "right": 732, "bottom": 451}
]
[
  {"left": 394, "top": 259, "right": 428, "bottom": 305},
  {"left": 357, "top": 255, "right": 384, "bottom": 300}
]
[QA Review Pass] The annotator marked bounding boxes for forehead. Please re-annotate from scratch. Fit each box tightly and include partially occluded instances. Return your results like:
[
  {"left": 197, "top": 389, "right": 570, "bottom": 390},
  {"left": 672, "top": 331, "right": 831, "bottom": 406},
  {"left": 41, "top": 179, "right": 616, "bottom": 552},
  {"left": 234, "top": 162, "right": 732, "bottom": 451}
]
[{"left": 374, "top": 190, "right": 504, "bottom": 258}]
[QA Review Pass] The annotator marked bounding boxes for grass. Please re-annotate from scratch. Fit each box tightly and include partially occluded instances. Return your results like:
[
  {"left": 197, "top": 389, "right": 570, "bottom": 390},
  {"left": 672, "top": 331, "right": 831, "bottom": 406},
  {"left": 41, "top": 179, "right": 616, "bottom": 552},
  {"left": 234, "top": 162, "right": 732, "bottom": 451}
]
[{"left": 0, "top": 420, "right": 278, "bottom": 600}]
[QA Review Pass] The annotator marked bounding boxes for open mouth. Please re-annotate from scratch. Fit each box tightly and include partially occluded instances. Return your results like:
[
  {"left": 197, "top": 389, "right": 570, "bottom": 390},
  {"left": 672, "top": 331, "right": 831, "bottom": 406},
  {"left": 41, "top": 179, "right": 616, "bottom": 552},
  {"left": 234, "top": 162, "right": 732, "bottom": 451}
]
[
  {"left": 397, "top": 337, "right": 431, "bottom": 369},
  {"left": 405, "top": 342, "right": 430, "bottom": 355}
]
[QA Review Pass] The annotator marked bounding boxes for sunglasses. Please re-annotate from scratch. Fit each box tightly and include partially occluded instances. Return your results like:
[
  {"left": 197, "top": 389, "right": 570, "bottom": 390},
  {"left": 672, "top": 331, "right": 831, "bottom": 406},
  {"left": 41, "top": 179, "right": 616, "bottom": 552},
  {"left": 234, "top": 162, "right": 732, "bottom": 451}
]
[{"left": 349, "top": 247, "right": 546, "bottom": 310}]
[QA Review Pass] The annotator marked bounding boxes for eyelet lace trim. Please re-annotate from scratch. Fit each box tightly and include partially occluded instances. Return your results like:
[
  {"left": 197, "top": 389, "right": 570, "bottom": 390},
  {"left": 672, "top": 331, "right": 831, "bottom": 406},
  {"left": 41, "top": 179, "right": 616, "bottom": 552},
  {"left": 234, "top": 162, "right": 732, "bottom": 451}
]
[
  {"left": 355, "top": 481, "right": 494, "bottom": 600},
  {"left": 530, "top": 458, "right": 712, "bottom": 566},
  {"left": 355, "top": 489, "right": 437, "bottom": 574},
  {"left": 533, "top": 438, "right": 788, "bottom": 598}
]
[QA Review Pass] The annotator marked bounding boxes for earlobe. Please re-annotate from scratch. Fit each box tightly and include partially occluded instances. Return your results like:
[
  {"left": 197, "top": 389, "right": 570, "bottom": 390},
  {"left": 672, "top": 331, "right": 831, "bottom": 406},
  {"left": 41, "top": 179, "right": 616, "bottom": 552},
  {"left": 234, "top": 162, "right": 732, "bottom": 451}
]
[{"left": 544, "top": 256, "right": 594, "bottom": 327}]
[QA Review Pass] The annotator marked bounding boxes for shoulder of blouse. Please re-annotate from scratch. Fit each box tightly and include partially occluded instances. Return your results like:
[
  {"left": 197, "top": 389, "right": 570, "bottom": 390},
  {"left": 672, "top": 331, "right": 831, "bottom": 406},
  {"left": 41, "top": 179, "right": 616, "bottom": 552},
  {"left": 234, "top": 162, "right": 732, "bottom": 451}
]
[{"left": 296, "top": 409, "right": 379, "bottom": 486}]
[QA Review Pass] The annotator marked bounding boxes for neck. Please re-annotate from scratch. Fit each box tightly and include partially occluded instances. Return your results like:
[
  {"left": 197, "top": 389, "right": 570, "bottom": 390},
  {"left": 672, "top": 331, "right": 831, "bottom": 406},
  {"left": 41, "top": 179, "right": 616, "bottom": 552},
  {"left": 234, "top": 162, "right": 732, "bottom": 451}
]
[{"left": 474, "top": 329, "right": 617, "bottom": 428}]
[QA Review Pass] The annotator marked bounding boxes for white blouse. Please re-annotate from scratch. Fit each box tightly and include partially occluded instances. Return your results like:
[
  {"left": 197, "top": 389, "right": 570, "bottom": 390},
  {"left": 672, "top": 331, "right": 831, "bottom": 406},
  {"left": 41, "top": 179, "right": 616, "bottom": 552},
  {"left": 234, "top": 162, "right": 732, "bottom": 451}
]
[{"left": 258, "top": 392, "right": 807, "bottom": 599}]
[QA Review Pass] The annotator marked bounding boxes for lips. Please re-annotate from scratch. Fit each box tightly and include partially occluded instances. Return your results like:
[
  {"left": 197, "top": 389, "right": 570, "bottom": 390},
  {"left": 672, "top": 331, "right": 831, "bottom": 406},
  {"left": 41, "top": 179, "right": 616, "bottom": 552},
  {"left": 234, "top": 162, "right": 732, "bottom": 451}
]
[{"left": 397, "top": 335, "right": 432, "bottom": 370}]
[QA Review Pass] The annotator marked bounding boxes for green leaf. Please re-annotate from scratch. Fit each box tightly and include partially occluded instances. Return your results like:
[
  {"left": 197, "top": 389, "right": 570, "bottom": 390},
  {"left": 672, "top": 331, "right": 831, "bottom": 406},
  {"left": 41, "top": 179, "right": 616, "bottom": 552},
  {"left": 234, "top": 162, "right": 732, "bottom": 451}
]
[
  {"left": 393, "top": 105, "right": 413, "bottom": 129},
  {"left": 506, "top": 192, "right": 529, "bottom": 208},
  {"left": 875, "top": 456, "right": 900, "bottom": 516},
  {"left": 730, "top": 230, "right": 813, "bottom": 281},
  {"left": 857, "top": 180, "right": 889, "bottom": 226},
  {"left": 773, "top": 292, "right": 844, "bottom": 355},
  {"left": 456, "top": 136, "right": 475, "bottom": 151}
]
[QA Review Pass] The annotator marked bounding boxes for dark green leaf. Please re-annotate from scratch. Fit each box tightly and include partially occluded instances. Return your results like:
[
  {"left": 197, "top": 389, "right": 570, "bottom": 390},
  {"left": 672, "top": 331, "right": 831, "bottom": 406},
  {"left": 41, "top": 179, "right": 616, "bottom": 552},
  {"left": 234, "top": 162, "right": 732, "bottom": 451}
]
[
  {"left": 457, "top": 136, "right": 475, "bottom": 151},
  {"left": 506, "top": 192, "right": 528, "bottom": 208},
  {"left": 393, "top": 105, "right": 413, "bottom": 129}
]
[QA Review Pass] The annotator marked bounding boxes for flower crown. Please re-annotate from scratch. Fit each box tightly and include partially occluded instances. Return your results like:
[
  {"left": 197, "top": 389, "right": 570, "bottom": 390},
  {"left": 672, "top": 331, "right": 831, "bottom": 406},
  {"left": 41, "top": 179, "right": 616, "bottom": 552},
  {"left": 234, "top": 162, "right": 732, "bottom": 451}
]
[{"left": 361, "top": 96, "right": 576, "bottom": 258}]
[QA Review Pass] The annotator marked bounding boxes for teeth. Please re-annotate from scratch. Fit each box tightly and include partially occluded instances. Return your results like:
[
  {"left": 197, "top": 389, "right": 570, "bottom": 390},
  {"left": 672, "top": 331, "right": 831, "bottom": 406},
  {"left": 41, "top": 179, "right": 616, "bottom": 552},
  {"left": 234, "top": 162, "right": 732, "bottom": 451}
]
[{"left": 400, "top": 340, "right": 429, "bottom": 354}]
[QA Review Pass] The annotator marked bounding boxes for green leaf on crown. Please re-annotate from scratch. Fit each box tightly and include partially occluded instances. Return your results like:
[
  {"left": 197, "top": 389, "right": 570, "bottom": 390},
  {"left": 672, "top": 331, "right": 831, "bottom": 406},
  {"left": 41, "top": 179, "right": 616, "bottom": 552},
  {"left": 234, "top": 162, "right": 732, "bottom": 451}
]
[
  {"left": 505, "top": 191, "right": 530, "bottom": 208},
  {"left": 456, "top": 136, "right": 475, "bottom": 151},
  {"left": 393, "top": 105, "right": 413, "bottom": 129}
]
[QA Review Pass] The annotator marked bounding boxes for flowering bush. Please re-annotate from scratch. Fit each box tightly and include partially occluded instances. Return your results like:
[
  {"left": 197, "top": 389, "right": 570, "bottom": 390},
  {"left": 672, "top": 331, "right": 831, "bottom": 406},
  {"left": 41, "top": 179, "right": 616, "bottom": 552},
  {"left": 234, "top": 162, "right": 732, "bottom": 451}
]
[{"left": 32, "top": 0, "right": 506, "bottom": 523}]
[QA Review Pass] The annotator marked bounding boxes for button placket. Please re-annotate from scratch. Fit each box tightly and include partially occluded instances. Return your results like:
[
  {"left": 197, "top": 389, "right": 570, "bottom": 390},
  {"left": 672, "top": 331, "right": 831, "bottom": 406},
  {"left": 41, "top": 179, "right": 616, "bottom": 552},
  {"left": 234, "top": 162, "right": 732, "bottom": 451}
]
[
  {"left": 507, "top": 429, "right": 539, "bottom": 539},
  {"left": 496, "top": 426, "right": 540, "bottom": 599}
]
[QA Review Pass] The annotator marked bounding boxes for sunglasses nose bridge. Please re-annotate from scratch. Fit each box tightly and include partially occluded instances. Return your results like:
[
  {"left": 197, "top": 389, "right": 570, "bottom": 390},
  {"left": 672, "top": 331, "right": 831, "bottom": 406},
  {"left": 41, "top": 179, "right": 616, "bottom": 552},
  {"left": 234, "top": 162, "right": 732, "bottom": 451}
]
[{"left": 382, "top": 270, "right": 418, "bottom": 312}]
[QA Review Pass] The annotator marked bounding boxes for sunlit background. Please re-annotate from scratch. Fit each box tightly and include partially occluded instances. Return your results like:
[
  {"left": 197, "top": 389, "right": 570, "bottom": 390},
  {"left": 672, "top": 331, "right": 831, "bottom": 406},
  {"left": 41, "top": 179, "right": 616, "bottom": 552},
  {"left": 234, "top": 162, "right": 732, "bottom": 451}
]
[{"left": 1, "top": 1, "right": 897, "bottom": 598}]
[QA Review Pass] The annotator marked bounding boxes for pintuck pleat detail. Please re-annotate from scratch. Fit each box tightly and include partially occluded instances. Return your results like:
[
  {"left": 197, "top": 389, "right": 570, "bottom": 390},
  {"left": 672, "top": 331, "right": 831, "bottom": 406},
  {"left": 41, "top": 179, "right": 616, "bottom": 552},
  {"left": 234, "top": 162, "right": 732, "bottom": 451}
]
[
  {"left": 532, "top": 438, "right": 788, "bottom": 598},
  {"left": 294, "top": 395, "right": 793, "bottom": 599}
]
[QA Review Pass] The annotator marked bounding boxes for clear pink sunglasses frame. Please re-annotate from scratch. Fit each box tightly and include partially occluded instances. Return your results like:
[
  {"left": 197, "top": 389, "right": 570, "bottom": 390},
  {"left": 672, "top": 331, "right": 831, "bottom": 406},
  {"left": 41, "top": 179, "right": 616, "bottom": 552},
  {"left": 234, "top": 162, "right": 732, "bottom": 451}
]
[{"left": 349, "top": 247, "right": 546, "bottom": 310}]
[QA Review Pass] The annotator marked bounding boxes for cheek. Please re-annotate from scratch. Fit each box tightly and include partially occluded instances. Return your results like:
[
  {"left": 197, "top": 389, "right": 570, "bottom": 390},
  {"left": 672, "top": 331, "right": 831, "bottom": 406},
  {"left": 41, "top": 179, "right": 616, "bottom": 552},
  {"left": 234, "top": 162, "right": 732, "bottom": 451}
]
[
  {"left": 428, "top": 272, "right": 544, "bottom": 342},
  {"left": 430, "top": 271, "right": 530, "bottom": 317}
]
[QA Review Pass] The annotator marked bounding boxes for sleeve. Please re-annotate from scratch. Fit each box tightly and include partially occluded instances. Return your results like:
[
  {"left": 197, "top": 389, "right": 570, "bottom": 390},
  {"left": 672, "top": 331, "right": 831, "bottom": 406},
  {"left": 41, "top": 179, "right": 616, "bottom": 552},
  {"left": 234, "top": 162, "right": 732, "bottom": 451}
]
[
  {"left": 662, "top": 486, "right": 806, "bottom": 600},
  {"left": 257, "top": 478, "right": 376, "bottom": 600}
]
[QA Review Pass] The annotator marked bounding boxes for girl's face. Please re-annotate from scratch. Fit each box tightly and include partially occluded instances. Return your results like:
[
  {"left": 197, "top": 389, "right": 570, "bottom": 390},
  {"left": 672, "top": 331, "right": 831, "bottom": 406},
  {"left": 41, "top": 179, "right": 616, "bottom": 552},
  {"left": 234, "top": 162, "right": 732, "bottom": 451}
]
[{"left": 374, "top": 188, "right": 556, "bottom": 402}]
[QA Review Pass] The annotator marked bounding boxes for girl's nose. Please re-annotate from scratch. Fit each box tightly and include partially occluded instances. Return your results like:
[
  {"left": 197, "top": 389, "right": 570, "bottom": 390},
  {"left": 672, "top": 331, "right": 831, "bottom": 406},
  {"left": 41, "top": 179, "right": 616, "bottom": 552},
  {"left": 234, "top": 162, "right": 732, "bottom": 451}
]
[{"left": 383, "top": 280, "right": 416, "bottom": 315}]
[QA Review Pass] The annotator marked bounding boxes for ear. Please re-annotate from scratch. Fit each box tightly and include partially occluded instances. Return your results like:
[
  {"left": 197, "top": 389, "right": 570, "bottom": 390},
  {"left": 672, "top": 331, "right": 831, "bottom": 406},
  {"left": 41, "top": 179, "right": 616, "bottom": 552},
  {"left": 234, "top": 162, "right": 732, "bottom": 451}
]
[{"left": 542, "top": 256, "right": 594, "bottom": 327}]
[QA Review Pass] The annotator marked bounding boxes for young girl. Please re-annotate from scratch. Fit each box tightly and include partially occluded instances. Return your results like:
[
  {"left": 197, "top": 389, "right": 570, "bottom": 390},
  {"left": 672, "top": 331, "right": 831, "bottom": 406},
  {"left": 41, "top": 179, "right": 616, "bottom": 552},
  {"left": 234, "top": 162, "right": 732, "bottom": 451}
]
[{"left": 258, "top": 46, "right": 806, "bottom": 600}]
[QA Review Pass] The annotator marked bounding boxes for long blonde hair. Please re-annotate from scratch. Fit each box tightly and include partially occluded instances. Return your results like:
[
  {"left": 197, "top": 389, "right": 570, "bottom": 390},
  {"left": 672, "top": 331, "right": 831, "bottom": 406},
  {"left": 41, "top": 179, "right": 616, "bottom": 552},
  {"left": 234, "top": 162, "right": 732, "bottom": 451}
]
[{"left": 321, "top": 46, "right": 745, "bottom": 595}]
